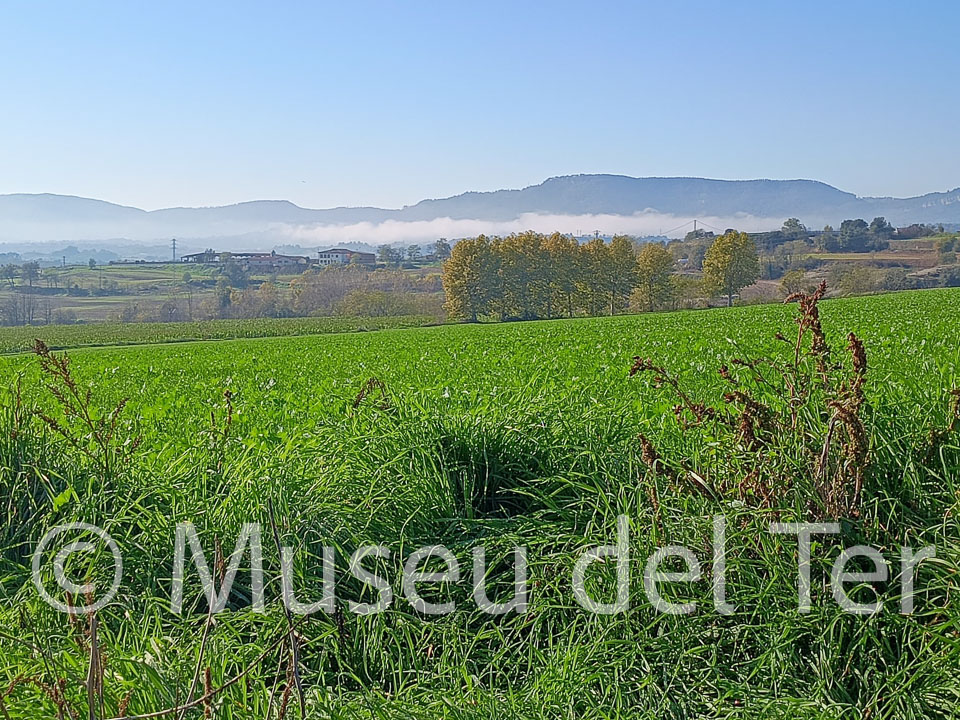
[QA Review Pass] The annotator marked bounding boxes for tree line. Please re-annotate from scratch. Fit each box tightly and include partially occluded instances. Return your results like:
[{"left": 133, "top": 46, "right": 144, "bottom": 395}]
[
  {"left": 816, "top": 217, "right": 894, "bottom": 253},
  {"left": 377, "top": 239, "right": 451, "bottom": 266},
  {"left": 442, "top": 230, "right": 760, "bottom": 321}
]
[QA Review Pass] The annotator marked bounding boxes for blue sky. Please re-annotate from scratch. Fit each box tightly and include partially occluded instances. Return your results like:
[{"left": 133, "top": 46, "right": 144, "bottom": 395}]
[{"left": 1, "top": 1, "right": 957, "bottom": 209}]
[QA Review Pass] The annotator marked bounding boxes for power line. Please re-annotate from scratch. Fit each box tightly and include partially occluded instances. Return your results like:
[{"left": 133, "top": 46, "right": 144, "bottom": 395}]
[
  {"left": 660, "top": 219, "right": 696, "bottom": 237},
  {"left": 658, "top": 218, "right": 728, "bottom": 238}
]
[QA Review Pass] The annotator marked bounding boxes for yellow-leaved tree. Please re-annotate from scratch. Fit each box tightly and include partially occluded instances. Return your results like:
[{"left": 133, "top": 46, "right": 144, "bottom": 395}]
[
  {"left": 442, "top": 236, "right": 498, "bottom": 321},
  {"left": 701, "top": 230, "right": 760, "bottom": 307},
  {"left": 543, "top": 232, "right": 581, "bottom": 318},
  {"left": 632, "top": 242, "right": 675, "bottom": 312}
]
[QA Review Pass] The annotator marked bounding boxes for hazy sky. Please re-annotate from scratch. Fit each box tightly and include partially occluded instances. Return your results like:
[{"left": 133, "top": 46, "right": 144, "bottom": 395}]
[{"left": 1, "top": 1, "right": 957, "bottom": 210}]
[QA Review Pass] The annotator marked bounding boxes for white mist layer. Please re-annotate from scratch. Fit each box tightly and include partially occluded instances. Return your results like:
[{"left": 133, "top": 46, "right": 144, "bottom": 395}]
[{"left": 281, "top": 211, "right": 786, "bottom": 245}]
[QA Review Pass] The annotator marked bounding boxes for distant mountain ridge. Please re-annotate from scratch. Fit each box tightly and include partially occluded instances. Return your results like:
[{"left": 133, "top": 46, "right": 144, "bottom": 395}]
[{"left": 2, "top": 175, "right": 959, "bottom": 250}]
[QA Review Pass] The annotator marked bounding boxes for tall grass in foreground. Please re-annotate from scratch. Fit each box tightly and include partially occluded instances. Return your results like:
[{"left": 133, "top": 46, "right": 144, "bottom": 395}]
[{"left": 0, "top": 289, "right": 958, "bottom": 719}]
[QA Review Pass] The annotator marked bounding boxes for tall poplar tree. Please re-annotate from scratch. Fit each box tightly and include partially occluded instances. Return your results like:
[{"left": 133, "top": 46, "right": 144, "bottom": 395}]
[
  {"left": 701, "top": 231, "right": 760, "bottom": 307},
  {"left": 442, "top": 236, "right": 498, "bottom": 321}
]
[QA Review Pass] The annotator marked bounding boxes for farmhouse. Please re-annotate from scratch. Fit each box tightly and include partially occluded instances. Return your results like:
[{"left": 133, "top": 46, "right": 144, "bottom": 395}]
[
  {"left": 180, "top": 250, "right": 310, "bottom": 273},
  {"left": 181, "top": 250, "right": 218, "bottom": 263},
  {"left": 317, "top": 248, "right": 377, "bottom": 266},
  {"left": 239, "top": 252, "right": 309, "bottom": 272}
]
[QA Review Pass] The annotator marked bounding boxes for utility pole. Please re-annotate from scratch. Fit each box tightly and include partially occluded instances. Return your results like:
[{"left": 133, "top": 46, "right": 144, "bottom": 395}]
[{"left": 172, "top": 238, "right": 177, "bottom": 262}]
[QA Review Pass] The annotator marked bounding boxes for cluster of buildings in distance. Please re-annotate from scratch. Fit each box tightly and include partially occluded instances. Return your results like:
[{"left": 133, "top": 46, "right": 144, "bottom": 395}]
[{"left": 180, "top": 248, "right": 376, "bottom": 272}]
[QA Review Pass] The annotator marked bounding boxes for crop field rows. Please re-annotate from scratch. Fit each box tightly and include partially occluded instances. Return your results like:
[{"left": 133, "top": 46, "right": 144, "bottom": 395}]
[
  {"left": 0, "top": 288, "right": 959, "bottom": 719},
  {"left": 0, "top": 314, "right": 438, "bottom": 354}
]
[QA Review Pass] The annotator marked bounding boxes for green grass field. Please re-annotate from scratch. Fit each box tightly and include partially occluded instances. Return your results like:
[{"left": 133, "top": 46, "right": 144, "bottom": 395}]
[
  {"left": 0, "top": 263, "right": 209, "bottom": 323},
  {"left": 33, "top": 263, "right": 215, "bottom": 292},
  {"left": 2, "top": 261, "right": 439, "bottom": 322},
  {"left": 1, "top": 289, "right": 958, "bottom": 719}
]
